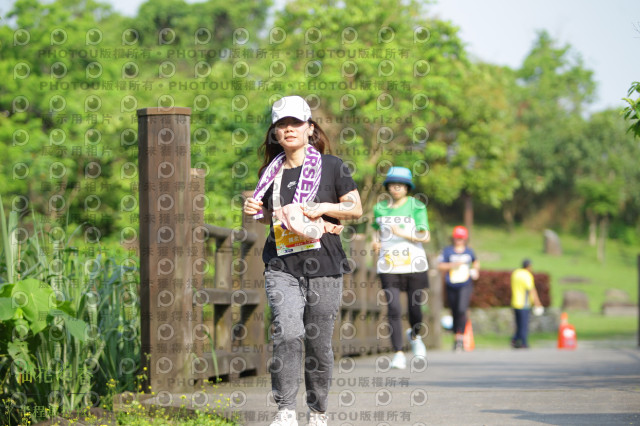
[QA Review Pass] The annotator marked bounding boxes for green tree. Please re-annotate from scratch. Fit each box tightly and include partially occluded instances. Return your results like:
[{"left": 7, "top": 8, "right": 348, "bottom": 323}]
[
  {"left": 425, "top": 63, "right": 524, "bottom": 232},
  {"left": 623, "top": 81, "right": 640, "bottom": 138},
  {"left": 0, "top": 0, "right": 273, "bottom": 238},
  {"left": 511, "top": 30, "right": 596, "bottom": 226},
  {"left": 132, "top": 0, "right": 270, "bottom": 51},
  {"left": 576, "top": 109, "right": 640, "bottom": 258},
  {"left": 237, "top": 0, "right": 484, "bottom": 231},
  {"left": 0, "top": 0, "right": 131, "bottom": 234}
]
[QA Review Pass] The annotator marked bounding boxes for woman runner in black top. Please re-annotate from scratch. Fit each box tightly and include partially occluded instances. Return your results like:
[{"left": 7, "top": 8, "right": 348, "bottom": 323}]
[{"left": 244, "top": 95, "right": 362, "bottom": 426}]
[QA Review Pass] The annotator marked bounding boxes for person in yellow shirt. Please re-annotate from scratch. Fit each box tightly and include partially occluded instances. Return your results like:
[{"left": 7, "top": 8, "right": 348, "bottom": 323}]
[{"left": 510, "top": 259, "right": 543, "bottom": 349}]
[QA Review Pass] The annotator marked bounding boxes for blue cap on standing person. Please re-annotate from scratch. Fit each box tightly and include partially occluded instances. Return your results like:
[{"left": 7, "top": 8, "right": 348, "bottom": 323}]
[{"left": 383, "top": 166, "right": 415, "bottom": 190}]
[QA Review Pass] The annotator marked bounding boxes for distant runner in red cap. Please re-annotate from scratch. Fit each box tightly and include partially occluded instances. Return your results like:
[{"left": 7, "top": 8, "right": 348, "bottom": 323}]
[{"left": 437, "top": 226, "right": 480, "bottom": 352}]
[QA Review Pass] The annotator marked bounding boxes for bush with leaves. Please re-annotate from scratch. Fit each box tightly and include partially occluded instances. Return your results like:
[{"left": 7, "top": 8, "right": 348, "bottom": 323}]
[
  {"left": 623, "top": 81, "right": 640, "bottom": 138},
  {"left": 0, "top": 196, "right": 140, "bottom": 424},
  {"left": 442, "top": 270, "right": 551, "bottom": 308}
]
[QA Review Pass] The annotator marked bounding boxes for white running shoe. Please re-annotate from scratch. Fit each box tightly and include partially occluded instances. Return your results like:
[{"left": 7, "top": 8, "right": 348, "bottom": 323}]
[
  {"left": 307, "top": 411, "right": 328, "bottom": 426},
  {"left": 390, "top": 351, "right": 407, "bottom": 369},
  {"left": 270, "top": 409, "right": 298, "bottom": 426},
  {"left": 406, "top": 328, "right": 427, "bottom": 358}
]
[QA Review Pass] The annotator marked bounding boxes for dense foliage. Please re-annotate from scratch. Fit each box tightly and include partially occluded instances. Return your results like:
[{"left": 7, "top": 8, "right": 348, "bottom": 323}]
[
  {"left": 0, "top": 196, "right": 139, "bottom": 424},
  {"left": 0, "top": 0, "right": 637, "bottom": 240}
]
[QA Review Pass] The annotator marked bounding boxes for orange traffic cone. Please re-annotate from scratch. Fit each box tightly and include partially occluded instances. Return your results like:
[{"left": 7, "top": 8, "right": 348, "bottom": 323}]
[
  {"left": 557, "top": 312, "right": 577, "bottom": 350},
  {"left": 463, "top": 319, "right": 475, "bottom": 351}
]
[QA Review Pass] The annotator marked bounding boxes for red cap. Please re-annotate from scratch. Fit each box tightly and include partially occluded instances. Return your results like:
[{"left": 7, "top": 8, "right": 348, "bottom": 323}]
[{"left": 452, "top": 226, "right": 468, "bottom": 240}]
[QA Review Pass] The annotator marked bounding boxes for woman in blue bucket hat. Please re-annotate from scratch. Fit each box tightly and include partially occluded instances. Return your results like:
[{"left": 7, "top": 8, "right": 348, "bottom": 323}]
[{"left": 372, "top": 166, "right": 430, "bottom": 369}]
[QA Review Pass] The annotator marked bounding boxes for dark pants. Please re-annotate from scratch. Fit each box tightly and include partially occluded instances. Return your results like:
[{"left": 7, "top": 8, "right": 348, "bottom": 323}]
[
  {"left": 512, "top": 308, "right": 530, "bottom": 347},
  {"left": 380, "top": 272, "right": 429, "bottom": 352},
  {"left": 446, "top": 284, "right": 473, "bottom": 334}
]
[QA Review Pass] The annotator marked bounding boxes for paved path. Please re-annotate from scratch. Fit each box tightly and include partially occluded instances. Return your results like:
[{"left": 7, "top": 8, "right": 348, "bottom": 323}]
[{"left": 148, "top": 342, "right": 640, "bottom": 425}]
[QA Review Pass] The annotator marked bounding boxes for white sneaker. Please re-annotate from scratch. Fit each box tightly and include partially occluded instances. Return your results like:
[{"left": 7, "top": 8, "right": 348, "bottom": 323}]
[
  {"left": 307, "top": 411, "right": 328, "bottom": 426},
  {"left": 270, "top": 409, "right": 298, "bottom": 426},
  {"left": 390, "top": 351, "right": 406, "bottom": 369},
  {"left": 406, "top": 328, "right": 427, "bottom": 358}
]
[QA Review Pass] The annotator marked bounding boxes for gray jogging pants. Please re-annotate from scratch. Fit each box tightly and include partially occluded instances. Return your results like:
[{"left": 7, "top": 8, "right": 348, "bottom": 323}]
[{"left": 264, "top": 269, "right": 343, "bottom": 412}]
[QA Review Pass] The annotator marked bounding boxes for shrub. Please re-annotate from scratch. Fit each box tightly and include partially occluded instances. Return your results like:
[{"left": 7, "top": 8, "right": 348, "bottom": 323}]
[
  {"left": 0, "top": 196, "right": 140, "bottom": 424},
  {"left": 442, "top": 270, "right": 551, "bottom": 308}
]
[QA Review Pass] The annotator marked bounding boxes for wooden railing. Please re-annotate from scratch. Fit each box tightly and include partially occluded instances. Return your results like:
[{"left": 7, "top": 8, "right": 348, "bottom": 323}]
[{"left": 137, "top": 107, "right": 441, "bottom": 393}]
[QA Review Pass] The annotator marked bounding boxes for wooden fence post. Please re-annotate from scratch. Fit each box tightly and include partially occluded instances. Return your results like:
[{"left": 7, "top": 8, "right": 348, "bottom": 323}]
[
  {"left": 189, "top": 168, "right": 208, "bottom": 382},
  {"left": 425, "top": 253, "right": 442, "bottom": 349},
  {"left": 238, "top": 191, "right": 268, "bottom": 376},
  {"left": 137, "top": 107, "right": 195, "bottom": 392}
]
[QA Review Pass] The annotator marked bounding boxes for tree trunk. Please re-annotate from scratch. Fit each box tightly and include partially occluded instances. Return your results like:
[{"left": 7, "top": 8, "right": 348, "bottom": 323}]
[
  {"left": 503, "top": 202, "right": 515, "bottom": 234},
  {"left": 463, "top": 192, "right": 473, "bottom": 236},
  {"left": 587, "top": 209, "right": 597, "bottom": 246},
  {"left": 597, "top": 215, "right": 608, "bottom": 263}
]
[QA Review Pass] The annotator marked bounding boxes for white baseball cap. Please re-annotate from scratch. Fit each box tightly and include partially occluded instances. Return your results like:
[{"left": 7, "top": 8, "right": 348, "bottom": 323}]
[{"left": 271, "top": 95, "right": 312, "bottom": 123}]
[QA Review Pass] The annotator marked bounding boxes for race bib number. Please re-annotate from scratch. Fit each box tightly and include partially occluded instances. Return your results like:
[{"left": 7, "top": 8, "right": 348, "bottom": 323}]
[
  {"left": 384, "top": 251, "right": 412, "bottom": 268},
  {"left": 449, "top": 264, "right": 470, "bottom": 284},
  {"left": 274, "top": 218, "right": 321, "bottom": 256}
]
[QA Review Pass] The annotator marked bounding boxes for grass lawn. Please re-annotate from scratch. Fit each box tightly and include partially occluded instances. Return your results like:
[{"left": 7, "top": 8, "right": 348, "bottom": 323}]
[{"left": 469, "top": 225, "right": 639, "bottom": 311}]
